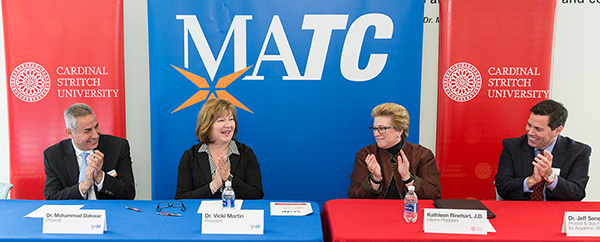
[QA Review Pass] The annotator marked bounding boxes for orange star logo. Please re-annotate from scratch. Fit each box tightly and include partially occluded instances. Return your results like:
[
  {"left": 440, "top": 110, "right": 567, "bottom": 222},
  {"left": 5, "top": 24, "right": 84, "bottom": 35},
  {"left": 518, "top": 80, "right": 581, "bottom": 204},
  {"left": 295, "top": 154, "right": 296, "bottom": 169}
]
[{"left": 171, "top": 65, "right": 253, "bottom": 114}]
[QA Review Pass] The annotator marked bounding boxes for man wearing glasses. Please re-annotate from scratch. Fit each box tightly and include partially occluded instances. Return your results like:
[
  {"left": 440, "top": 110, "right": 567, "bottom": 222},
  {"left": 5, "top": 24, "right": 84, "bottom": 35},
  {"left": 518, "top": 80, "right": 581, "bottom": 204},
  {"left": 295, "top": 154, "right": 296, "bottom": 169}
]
[
  {"left": 43, "top": 103, "right": 136, "bottom": 200},
  {"left": 495, "top": 99, "right": 591, "bottom": 201},
  {"left": 348, "top": 103, "right": 442, "bottom": 199}
]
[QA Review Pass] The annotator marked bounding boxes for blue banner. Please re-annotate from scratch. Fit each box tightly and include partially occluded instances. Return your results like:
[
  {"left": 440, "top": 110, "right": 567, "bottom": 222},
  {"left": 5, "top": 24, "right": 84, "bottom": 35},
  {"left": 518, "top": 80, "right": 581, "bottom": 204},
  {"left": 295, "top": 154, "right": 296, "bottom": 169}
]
[{"left": 148, "top": 0, "right": 423, "bottom": 206}]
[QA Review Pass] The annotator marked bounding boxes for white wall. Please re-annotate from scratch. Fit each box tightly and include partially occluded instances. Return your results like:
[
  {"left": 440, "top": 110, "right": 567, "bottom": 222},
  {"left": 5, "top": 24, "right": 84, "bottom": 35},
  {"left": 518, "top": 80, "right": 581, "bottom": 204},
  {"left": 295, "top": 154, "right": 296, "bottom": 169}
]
[
  {"left": 122, "top": 0, "right": 151, "bottom": 200},
  {"left": 0, "top": 2, "right": 8, "bottom": 194},
  {"left": 552, "top": 3, "right": 600, "bottom": 201},
  {"left": 1, "top": 1, "right": 599, "bottom": 201}
]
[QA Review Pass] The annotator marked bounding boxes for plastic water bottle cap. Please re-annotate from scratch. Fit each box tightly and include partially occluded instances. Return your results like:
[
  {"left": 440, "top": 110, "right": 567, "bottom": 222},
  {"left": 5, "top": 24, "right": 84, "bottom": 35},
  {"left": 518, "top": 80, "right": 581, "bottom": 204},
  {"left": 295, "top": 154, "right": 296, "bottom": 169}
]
[
  {"left": 225, "top": 181, "right": 232, "bottom": 187},
  {"left": 408, "top": 185, "right": 415, "bottom": 191}
]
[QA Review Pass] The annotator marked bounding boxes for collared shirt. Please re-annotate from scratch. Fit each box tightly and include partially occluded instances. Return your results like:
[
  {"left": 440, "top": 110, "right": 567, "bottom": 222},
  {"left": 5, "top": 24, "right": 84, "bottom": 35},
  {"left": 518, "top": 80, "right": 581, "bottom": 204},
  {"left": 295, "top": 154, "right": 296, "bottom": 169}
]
[
  {"left": 71, "top": 140, "right": 105, "bottom": 200},
  {"left": 198, "top": 141, "right": 239, "bottom": 183},
  {"left": 522, "top": 136, "right": 559, "bottom": 200}
]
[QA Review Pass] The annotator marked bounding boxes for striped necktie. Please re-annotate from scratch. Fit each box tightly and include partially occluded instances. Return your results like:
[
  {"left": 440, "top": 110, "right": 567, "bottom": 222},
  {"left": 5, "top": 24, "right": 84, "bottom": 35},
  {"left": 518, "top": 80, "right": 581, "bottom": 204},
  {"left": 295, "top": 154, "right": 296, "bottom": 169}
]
[{"left": 530, "top": 149, "right": 545, "bottom": 201}]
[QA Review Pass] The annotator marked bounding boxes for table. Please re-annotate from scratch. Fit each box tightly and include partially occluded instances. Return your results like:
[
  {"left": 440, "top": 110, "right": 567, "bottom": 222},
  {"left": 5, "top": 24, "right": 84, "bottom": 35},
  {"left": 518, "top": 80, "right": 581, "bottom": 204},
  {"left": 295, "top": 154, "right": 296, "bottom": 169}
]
[
  {"left": 0, "top": 199, "right": 323, "bottom": 242},
  {"left": 322, "top": 199, "right": 600, "bottom": 242}
]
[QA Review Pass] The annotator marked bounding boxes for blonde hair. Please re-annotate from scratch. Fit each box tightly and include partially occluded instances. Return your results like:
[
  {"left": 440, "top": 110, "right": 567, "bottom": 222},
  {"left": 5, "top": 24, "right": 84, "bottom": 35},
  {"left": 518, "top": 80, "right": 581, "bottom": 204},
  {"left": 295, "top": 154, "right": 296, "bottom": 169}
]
[
  {"left": 371, "top": 103, "right": 409, "bottom": 140},
  {"left": 195, "top": 99, "right": 238, "bottom": 143}
]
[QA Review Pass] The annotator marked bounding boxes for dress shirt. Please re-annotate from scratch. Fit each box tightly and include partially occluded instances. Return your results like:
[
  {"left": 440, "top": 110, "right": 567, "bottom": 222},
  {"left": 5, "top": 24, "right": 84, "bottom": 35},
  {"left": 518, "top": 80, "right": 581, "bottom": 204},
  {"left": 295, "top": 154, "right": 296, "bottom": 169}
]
[
  {"left": 72, "top": 141, "right": 105, "bottom": 200},
  {"left": 198, "top": 141, "right": 238, "bottom": 183},
  {"left": 522, "top": 137, "right": 558, "bottom": 200}
]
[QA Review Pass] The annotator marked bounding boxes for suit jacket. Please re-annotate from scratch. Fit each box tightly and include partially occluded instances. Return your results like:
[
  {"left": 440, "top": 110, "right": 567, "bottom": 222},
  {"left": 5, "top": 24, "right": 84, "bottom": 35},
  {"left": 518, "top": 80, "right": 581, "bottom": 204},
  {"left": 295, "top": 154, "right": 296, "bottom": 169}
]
[
  {"left": 348, "top": 141, "right": 442, "bottom": 199},
  {"left": 175, "top": 141, "right": 264, "bottom": 199},
  {"left": 495, "top": 134, "right": 591, "bottom": 201},
  {"left": 43, "top": 135, "right": 136, "bottom": 200}
]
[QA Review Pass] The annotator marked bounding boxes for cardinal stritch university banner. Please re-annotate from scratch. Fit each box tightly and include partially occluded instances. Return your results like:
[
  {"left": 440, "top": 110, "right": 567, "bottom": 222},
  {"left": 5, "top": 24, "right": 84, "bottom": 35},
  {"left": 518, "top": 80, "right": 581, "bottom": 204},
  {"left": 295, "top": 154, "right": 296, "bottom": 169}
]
[
  {"left": 148, "top": 0, "right": 424, "bottom": 206},
  {"left": 436, "top": 0, "right": 556, "bottom": 199},
  {"left": 3, "top": 0, "right": 126, "bottom": 199}
]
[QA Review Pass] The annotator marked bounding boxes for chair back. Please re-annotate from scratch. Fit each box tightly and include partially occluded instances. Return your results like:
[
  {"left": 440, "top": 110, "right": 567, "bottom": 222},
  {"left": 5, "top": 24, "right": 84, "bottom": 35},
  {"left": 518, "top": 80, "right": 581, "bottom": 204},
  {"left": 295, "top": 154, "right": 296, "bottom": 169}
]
[
  {"left": 493, "top": 181, "right": 502, "bottom": 201},
  {"left": 0, "top": 183, "right": 13, "bottom": 199}
]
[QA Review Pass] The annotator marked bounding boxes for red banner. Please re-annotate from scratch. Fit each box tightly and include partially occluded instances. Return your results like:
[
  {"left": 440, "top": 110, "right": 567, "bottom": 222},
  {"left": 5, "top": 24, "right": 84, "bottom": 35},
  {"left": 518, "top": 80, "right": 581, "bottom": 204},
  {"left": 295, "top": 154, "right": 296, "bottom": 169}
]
[
  {"left": 437, "top": 0, "right": 556, "bottom": 199},
  {"left": 3, "top": 0, "right": 125, "bottom": 199}
]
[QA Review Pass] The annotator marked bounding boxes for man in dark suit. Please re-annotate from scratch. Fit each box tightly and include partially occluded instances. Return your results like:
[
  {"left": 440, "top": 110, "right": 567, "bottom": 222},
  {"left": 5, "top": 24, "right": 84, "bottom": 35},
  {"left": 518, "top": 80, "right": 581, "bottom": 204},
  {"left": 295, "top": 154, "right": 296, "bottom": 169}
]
[
  {"left": 495, "top": 99, "right": 591, "bottom": 201},
  {"left": 44, "top": 103, "right": 135, "bottom": 200}
]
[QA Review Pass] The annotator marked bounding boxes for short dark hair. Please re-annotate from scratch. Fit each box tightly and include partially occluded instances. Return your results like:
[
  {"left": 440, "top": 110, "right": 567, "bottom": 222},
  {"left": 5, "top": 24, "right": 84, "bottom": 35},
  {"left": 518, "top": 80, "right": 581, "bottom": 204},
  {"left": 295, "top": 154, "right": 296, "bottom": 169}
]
[{"left": 530, "top": 99, "right": 568, "bottom": 130}]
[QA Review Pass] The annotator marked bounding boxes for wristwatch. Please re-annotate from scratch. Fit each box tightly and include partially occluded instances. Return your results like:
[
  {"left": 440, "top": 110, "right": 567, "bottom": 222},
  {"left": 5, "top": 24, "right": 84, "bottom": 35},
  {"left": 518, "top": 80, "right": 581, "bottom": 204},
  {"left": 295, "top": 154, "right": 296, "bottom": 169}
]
[
  {"left": 219, "top": 175, "right": 234, "bottom": 193},
  {"left": 402, "top": 173, "right": 415, "bottom": 184},
  {"left": 546, "top": 172, "right": 556, "bottom": 184},
  {"left": 369, "top": 173, "right": 383, "bottom": 184}
]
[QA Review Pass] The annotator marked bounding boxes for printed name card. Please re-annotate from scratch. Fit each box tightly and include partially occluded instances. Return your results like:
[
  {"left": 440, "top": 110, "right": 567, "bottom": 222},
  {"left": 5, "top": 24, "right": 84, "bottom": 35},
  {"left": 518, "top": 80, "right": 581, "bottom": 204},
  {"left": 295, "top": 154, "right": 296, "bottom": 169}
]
[
  {"left": 202, "top": 210, "right": 264, "bottom": 234},
  {"left": 562, "top": 212, "right": 600, "bottom": 236},
  {"left": 423, "top": 208, "right": 488, "bottom": 235},
  {"left": 270, "top": 202, "right": 313, "bottom": 216},
  {"left": 42, "top": 209, "right": 106, "bottom": 234}
]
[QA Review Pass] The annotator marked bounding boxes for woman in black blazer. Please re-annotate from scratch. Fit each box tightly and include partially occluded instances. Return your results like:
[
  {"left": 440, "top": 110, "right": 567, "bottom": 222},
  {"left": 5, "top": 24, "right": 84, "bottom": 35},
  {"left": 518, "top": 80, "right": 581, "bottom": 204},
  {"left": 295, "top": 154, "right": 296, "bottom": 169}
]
[{"left": 175, "top": 99, "right": 263, "bottom": 199}]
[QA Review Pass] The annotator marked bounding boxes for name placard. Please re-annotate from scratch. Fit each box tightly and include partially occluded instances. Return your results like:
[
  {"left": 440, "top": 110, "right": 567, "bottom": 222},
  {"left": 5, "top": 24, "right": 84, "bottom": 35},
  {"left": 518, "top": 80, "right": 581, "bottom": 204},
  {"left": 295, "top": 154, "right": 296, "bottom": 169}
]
[
  {"left": 202, "top": 210, "right": 264, "bottom": 234},
  {"left": 270, "top": 202, "right": 313, "bottom": 216},
  {"left": 423, "top": 208, "right": 487, "bottom": 235},
  {"left": 42, "top": 209, "right": 106, "bottom": 234},
  {"left": 562, "top": 212, "right": 600, "bottom": 236}
]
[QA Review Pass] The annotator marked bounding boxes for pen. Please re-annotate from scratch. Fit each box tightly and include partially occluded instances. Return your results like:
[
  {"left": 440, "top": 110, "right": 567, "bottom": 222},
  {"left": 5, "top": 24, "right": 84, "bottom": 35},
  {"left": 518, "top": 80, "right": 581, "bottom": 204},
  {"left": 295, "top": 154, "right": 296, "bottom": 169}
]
[
  {"left": 157, "top": 212, "right": 182, "bottom": 216},
  {"left": 126, "top": 206, "right": 142, "bottom": 212}
]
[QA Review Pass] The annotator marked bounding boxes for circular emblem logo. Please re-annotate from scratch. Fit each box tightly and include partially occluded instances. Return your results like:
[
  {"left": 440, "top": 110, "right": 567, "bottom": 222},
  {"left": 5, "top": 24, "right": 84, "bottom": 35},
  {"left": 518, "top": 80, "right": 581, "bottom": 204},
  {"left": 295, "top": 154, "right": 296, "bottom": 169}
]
[
  {"left": 474, "top": 162, "right": 493, "bottom": 180},
  {"left": 10, "top": 62, "right": 51, "bottom": 102},
  {"left": 442, "top": 62, "right": 482, "bottom": 102}
]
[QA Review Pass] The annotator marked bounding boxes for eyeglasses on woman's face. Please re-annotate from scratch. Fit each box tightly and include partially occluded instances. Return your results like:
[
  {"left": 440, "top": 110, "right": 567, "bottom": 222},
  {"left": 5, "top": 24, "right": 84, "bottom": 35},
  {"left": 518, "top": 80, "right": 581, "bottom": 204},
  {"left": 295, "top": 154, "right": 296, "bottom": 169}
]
[{"left": 369, "top": 126, "right": 394, "bottom": 134}]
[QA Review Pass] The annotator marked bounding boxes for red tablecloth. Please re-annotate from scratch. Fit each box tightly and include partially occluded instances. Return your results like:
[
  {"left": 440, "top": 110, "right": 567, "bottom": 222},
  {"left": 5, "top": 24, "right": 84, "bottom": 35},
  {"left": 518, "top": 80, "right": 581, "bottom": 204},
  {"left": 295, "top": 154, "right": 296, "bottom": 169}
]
[{"left": 322, "top": 199, "right": 600, "bottom": 242}]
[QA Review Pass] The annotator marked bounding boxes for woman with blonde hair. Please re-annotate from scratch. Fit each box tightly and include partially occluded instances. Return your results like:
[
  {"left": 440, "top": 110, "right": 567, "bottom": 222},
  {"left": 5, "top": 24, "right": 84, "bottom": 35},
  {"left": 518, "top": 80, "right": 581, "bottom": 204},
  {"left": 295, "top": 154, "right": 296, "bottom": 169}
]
[
  {"left": 175, "top": 99, "right": 263, "bottom": 199},
  {"left": 348, "top": 103, "right": 441, "bottom": 199}
]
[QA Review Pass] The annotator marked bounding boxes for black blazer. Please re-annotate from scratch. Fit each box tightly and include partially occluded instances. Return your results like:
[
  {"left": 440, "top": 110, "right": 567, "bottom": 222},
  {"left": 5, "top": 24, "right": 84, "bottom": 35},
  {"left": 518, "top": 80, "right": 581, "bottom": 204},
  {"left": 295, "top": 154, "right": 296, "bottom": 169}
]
[
  {"left": 43, "top": 134, "right": 136, "bottom": 200},
  {"left": 175, "top": 141, "right": 263, "bottom": 199},
  {"left": 495, "top": 134, "right": 591, "bottom": 201}
]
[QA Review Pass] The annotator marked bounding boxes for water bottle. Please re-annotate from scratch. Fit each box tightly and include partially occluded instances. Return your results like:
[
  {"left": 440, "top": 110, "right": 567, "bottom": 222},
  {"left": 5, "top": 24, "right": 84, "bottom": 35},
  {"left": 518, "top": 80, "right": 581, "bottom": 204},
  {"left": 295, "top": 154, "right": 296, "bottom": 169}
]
[
  {"left": 222, "top": 181, "right": 235, "bottom": 209},
  {"left": 404, "top": 185, "right": 418, "bottom": 223}
]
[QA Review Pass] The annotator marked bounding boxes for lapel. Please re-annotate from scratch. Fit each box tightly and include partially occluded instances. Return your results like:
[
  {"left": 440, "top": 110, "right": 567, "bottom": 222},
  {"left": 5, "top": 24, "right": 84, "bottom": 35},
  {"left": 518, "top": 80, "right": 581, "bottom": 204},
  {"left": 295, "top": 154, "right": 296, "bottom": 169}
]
[
  {"left": 198, "top": 151, "right": 212, "bottom": 182},
  {"left": 95, "top": 135, "right": 106, "bottom": 170},
  {"left": 519, "top": 137, "right": 536, "bottom": 177},
  {"left": 551, "top": 136, "right": 566, "bottom": 171},
  {"left": 228, "top": 141, "right": 241, "bottom": 174},
  {"left": 229, "top": 151, "right": 240, "bottom": 174},
  {"left": 64, "top": 140, "right": 80, "bottom": 184}
]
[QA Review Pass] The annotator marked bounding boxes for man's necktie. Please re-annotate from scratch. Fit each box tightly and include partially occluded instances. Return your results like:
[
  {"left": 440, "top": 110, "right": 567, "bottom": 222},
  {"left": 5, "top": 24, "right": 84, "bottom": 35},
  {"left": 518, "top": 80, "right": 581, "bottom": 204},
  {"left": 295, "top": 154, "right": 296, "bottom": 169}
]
[
  {"left": 530, "top": 149, "right": 545, "bottom": 201},
  {"left": 78, "top": 152, "right": 89, "bottom": 183},
  {"left": 78, "top": 152, "right": 95, "bottom": 199}
]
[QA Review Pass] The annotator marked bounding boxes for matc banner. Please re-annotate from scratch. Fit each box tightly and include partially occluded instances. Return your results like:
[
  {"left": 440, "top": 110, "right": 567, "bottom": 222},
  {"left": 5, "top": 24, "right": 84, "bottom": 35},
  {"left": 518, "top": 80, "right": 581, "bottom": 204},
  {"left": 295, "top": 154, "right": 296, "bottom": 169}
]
[
  {"left": 436, "top": 0, "right": 556, "bottom": 199},
  {"left": 148, "top": 0, "right": 424, "bottom": 206},
  {"left": 2, "top": 0, "right": 126, "bottom": 199}
]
